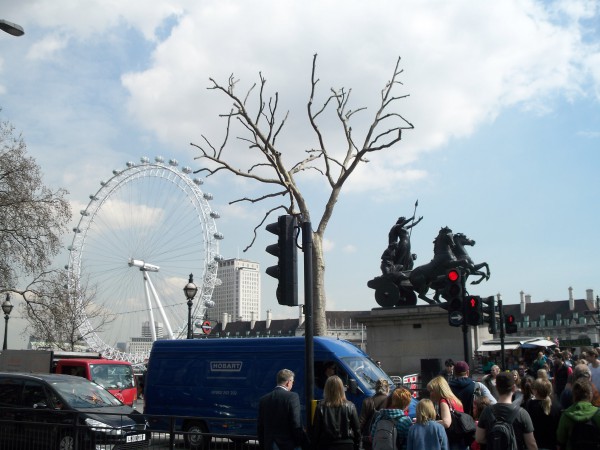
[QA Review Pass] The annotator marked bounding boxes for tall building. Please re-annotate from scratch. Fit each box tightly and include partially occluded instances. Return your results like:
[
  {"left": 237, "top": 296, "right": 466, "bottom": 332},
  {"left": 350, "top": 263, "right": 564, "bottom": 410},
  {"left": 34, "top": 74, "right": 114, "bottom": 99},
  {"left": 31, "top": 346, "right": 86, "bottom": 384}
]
[
  {"left": 208, "top": 258, "right": 261, "bottom": 323},
  {"left": 141, "top": 320, "right": 164, "bottom": 339}
]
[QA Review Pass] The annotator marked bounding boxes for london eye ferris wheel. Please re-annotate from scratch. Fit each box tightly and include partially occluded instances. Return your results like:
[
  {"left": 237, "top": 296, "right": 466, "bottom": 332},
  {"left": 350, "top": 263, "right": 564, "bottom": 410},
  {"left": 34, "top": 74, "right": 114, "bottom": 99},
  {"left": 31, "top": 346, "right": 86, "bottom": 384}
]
[{"left": 66, "top": 156, "right": 223, "bottom": 364}]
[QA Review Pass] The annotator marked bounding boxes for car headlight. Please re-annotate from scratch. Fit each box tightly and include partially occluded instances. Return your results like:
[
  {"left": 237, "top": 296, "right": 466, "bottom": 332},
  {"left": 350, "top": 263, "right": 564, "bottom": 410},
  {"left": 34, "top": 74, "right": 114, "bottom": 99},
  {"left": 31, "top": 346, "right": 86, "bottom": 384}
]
[{"left": 84, "top": 418, "right": 123, "bottom": 435}]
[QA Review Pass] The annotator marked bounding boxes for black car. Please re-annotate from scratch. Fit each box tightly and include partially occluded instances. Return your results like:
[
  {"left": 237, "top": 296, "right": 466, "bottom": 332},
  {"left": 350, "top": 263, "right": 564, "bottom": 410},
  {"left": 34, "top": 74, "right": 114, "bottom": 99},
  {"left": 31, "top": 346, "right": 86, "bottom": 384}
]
[{"left": 0, "top": 372, "right": 149, "bottom": 449}]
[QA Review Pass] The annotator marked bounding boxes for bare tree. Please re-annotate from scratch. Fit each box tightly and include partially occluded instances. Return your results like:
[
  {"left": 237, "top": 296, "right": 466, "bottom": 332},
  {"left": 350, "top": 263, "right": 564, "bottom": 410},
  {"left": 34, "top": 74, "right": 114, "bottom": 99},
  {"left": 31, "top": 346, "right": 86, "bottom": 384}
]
[
  {"left": 0, "top": 118, "right": 71, "bottom": 290},
  {"left": 19, "top": 269, "right": 115, "bottom": 351},
  {"left": 191, "top": 55, "right": 413, "bottom": 335}
]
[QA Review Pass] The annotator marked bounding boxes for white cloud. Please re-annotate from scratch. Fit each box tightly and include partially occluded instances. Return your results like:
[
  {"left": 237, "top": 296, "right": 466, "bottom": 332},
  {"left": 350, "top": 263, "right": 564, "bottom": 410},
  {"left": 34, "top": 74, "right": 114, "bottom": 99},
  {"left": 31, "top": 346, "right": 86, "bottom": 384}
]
[
  {"left": 115, "top": 0, "right": 600, "bottom": 196},
  {"left": 26, "top": 34, "right": 68, "bottom": 61}
]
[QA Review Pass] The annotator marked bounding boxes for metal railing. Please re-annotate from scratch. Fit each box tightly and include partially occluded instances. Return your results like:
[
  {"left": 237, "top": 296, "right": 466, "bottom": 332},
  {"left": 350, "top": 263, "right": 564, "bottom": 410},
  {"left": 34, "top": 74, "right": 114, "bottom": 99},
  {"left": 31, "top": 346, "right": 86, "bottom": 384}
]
[{"left": 0, "top": 406, "right": 259, "bottom": 450}]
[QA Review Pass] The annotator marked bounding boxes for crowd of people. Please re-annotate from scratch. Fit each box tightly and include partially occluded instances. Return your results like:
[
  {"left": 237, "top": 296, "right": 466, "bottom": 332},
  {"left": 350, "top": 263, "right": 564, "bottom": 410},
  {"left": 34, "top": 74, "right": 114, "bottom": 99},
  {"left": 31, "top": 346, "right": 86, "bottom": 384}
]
[{"left": 257, "top": 347, "right": 600, "bottom": 450}]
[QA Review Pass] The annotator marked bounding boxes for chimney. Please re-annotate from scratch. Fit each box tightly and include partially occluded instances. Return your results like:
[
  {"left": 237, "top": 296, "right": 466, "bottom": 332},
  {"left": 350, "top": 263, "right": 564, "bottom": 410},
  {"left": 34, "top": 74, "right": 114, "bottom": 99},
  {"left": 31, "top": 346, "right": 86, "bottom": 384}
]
[
  {"left": 525, "top": 294, "right": 531, "bottom": 304},
  {"left": 221, "top": 312, "right": 228, "bottom": 330},
  {"left": 250, "top": 311, "right": 256, "bottom": 329},
  {"left": 520, "top": 291, "right": 526, "bottom": 314},
  {"left": 586, "top": 289, "right": 594, "bottom": 302},
  {"left": 569, "top": 286, "right": 575, "bottom": 311},
  {"left": 298, "top": 305, "right": 305, "bottom": 326},
  {"left": 266, "top": 309, "right": 272, "bottom": 329}
]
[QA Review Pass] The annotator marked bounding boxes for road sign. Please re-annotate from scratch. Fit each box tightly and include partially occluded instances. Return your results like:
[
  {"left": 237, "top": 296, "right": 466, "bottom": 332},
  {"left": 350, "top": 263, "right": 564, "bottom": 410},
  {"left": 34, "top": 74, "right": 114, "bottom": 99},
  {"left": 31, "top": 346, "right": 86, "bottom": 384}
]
[
  {"left": 449, "top": 311, "right": 463, "bottom": 327},
  {"left": 201, "top": 320, "right": 212, "bottom": 335}
]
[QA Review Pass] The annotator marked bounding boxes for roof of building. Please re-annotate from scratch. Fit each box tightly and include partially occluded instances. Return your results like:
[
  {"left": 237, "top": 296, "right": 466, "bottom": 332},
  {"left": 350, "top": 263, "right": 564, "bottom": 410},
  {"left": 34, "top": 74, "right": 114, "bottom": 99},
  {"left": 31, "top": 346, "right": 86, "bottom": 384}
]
[
  {"left": 206, "top": 310, "right": 368, "bottom": 337},
  {"left": 502, "top": 298, "right": 596, "bottom": 319}
]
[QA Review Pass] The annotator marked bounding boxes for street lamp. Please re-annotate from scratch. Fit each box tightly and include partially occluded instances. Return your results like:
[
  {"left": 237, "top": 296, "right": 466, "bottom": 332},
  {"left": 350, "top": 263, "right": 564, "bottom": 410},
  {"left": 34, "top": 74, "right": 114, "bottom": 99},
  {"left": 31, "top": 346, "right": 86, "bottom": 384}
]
[
  {"left": 184, "top": 274, "right": 198, "bottom": 340},
  {"left": 2, "top": 293, "right": 14, "bottom": 350},
  {"left": 0, "top": 19, "right": 25, "bottom": 37}
]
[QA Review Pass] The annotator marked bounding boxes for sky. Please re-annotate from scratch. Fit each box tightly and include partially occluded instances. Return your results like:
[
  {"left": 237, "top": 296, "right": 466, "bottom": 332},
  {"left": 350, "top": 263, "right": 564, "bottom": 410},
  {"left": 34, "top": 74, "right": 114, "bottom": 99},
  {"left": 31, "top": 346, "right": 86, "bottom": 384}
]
[{"left": 0, "top": 0, "right": 599, "bottom": 350}]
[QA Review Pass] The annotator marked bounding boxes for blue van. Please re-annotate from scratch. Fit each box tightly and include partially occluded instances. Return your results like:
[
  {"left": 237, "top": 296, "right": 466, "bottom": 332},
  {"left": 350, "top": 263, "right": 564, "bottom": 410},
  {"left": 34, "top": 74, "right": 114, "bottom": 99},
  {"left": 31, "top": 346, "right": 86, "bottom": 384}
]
[{"left": 144, "top": 337, "right": 393, "bottom": 448}]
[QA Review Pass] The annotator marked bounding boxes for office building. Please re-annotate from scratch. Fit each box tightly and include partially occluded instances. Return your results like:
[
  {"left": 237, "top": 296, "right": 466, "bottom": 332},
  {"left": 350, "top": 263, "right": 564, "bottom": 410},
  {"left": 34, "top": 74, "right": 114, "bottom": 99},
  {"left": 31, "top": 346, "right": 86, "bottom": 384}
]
[{"left": 208, "top": 258, "right": 261, "bottom": 323}]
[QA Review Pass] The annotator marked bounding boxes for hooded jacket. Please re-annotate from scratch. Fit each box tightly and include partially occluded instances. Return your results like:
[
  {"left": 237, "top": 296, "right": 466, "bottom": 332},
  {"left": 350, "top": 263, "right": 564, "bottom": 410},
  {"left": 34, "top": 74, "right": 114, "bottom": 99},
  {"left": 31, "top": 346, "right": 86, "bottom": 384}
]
[
  {"left": 448, "top": 377, "right": 476, "bottom": 416},
  {"left": 556, "top": 401, "right": 600, "bottom": 450}
]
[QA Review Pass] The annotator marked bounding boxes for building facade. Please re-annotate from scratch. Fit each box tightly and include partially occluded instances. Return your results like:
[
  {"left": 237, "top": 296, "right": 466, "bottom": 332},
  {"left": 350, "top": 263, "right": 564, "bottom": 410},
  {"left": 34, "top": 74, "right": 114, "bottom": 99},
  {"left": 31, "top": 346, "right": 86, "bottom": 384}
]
[
  {"left": 502, "top": 288, "right": 600, "bottom": 347},
  {"left": 208, "top": 258, "right": 261, "bottom": 323}
]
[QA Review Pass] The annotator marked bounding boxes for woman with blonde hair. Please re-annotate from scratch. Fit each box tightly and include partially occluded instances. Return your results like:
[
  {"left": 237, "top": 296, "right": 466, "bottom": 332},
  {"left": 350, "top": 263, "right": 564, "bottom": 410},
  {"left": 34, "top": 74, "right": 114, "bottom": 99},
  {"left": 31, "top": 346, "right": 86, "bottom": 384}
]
[
  {"left": 312, "top": 375, "right": 361, "bottom": 450},
  {"left": 407, "top": 399, "right": 448, "bottom": 450},
  {"left": 524, "top": 377, "right": 561, "bottom": 450},
  {"left": 426, "top": 376, "right": 467, "bottom": 450},
  {"left": 370, "top": 387, "right": 413, "bottom": 450}
]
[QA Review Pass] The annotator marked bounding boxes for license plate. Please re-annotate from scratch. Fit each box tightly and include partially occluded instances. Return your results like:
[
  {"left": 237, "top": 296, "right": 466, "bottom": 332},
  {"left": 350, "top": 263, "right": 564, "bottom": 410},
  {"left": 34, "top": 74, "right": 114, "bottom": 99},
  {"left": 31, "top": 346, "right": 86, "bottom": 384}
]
[{"left": 126, "top": 434, "right": 145, "bottom": 443}]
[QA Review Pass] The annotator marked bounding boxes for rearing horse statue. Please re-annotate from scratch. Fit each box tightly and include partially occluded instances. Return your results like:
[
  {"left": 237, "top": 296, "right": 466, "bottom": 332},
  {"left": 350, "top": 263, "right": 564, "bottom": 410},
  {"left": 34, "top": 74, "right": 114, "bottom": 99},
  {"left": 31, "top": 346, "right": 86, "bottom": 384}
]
[
  {"left": 451, "top": 233, "right": 491, "bottom": 285},
  {"left": 409, "top": 226, "right": 463, "bottom": 304}
]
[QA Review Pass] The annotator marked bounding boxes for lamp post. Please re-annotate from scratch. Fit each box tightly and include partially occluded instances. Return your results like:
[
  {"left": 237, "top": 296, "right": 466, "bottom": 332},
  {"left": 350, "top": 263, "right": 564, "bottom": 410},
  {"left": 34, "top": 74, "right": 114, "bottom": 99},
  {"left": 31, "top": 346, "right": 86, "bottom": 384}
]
[
  {"left": 0, "top": 19, "right": 25, "bottom": 36},
  {"left": 2, "top": 293, "right": 14, "bottom": 350},
  {"left": 184, "top": 274, "right": 198, "bottom": 340}
]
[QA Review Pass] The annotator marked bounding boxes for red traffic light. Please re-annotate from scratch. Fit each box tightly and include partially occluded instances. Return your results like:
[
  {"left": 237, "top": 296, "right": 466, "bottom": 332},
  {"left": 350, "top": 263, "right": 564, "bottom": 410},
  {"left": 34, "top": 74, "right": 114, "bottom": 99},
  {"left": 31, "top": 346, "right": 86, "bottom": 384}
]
[
  {"left": 507, "top": 315, "right": 515, "bottom": 323},
  {"left": 447, "top": 269, "right": 459, "bottom": 282},
  {"left": 468, "top": 296, "right": 479, "bottom": 308}
]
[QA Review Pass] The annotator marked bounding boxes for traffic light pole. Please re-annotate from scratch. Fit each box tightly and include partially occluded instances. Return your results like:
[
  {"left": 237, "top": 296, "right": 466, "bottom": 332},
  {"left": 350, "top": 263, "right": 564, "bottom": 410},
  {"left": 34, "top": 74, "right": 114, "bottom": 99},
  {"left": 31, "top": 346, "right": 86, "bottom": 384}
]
[
  {"left": 461, "top": 323, "right": 469, "bottom": 366},
  {"left": 302, "top": 221, "right": 314, "bottom": 433},
  {"left": 498, "top": 297, "right": 506, "bottom": 370}
]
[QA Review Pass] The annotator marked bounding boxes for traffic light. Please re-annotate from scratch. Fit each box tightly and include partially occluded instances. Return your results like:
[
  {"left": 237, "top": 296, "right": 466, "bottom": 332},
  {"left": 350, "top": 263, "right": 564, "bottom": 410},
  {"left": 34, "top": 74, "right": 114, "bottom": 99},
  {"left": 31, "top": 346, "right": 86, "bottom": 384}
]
[
  {"left": 482, "top": 295, "right": 497, "bottom": 334},
  {"left": 445, "top": 269, "right": 463, "bottom": 327},
  {"left": 442, "top": 268, "right": 463, "bottom": 302},
  {"left": 465, "top": 295, "right": 483, "bottom": 326},
  {"left": 265, "top": 215, "right": 298, "bottom": 306},
  {"left": 505, "top": 314, "right": 518, "bottom": 334}
]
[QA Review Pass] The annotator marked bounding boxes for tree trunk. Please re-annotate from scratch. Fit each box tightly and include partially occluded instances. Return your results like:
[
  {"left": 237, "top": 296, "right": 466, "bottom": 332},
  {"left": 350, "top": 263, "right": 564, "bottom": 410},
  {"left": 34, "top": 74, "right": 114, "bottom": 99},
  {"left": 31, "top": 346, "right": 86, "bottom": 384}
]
[{"left": 312, "top": 232, "right": 327, "bottom": 335}]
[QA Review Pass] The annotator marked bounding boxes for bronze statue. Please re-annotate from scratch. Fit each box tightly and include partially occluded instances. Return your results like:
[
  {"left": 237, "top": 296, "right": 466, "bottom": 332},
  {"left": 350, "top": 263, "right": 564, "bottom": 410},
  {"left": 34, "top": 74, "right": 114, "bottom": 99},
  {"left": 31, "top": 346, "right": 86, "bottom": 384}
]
[
  {"left": 451, "top": 233, "right": 490, "bottom": 285},
  {"left": 368, "top": 218, "right": 491, "bottom": 308},
  {"left": 387, "top": 215, "right": 422, "bottom": 271}
]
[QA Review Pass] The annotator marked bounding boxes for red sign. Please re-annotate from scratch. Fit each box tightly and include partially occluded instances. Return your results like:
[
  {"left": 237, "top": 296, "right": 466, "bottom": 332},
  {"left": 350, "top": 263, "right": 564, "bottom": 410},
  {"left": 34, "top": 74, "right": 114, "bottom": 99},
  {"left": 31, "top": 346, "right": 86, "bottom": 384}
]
[{"left": 201, "top": 320, "right": 212, "bottom": 335}]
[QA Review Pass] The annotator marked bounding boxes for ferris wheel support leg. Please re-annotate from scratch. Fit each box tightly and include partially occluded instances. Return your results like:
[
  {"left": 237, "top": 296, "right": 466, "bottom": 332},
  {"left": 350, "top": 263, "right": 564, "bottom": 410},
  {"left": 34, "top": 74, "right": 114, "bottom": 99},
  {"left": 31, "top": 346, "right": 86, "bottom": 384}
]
[
  {"left": 145, "top": 271, "right": 175, "bottom": 339},
  {"left": 143, "top": 272, "right": 158, "bottom": 342}
]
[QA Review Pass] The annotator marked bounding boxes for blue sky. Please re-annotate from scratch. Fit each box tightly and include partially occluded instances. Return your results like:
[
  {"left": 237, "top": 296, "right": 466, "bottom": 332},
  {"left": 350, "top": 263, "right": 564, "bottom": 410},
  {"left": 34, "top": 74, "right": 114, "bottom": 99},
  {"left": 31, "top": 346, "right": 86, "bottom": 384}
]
[{"left": 1, "top": 1, "right": 599, "bottom": 348}]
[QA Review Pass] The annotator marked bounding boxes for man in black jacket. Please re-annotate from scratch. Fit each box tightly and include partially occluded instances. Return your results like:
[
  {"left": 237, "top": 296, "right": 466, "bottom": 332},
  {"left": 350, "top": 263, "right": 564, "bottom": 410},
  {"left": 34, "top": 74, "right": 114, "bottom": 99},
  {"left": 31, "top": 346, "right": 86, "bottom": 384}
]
[{"left": 258, "top": 369, "right": 308, "bottom": 450}]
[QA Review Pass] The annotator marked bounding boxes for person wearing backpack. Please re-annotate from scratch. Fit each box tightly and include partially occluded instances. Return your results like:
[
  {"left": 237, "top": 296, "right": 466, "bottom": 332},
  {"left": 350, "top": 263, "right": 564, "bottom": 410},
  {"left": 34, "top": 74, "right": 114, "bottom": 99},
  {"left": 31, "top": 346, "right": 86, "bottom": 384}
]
[
  {"left": 556, "top": 377, "right": 600, "bottom": 450},
  {"left": 360, "top": 379, "right": 391, "bottom": 450},
  {"left": 371, "top": 387, "right": 413, "bottom": 450},
  {"left": 475, "top": 371, "right": 537, "bottom": 450},
  {"left": 449, "top": 361, "right": 496, "bottom": 416},
  {"left": 407, "top": 398, "right": 448, "bottom": 450},
  {"left": 427, "top": 375, "right": 471, "bottom": 450}
]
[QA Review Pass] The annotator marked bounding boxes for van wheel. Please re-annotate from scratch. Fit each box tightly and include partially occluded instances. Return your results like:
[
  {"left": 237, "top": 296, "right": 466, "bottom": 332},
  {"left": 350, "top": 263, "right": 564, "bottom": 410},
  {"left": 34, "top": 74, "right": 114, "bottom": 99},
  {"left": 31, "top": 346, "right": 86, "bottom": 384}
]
[
  {"left": 184, "top": 421, "right": 210, "bottom": 450},
  {"left": 57, "top": 434, "right": 74, "bottom": 450}
]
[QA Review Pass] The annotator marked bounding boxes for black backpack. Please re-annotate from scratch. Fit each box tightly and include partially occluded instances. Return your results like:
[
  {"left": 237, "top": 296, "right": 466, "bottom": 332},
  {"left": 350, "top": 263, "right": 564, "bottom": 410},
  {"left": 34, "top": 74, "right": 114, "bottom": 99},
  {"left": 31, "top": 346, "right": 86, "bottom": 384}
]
[
  {"left": 486, "top": 404, "right": 519, "bottom": 450},
  {"left": 569, "top": 408, "right": 600, "bottom": 450}
]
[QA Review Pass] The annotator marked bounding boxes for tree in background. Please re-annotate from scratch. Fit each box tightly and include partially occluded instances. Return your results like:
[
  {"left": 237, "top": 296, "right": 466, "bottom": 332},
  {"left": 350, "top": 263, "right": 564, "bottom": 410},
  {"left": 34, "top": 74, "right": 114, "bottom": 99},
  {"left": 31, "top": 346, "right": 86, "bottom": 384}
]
[
  {"left": 192, "top": 55, "right": 413, "bottom": 335},
  {"left": 0, "top": 118, "right": 71, "bottom": 290},
  {"left": 20, "top": 269, "right": 114, "bottom": 351}
]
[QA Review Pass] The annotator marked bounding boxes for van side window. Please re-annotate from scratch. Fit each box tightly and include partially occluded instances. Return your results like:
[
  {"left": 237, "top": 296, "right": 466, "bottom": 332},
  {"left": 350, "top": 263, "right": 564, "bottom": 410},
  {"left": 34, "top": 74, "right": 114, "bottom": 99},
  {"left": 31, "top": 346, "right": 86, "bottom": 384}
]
[{"left": 0, "top": 379, "right": 23, "bottom": 406}]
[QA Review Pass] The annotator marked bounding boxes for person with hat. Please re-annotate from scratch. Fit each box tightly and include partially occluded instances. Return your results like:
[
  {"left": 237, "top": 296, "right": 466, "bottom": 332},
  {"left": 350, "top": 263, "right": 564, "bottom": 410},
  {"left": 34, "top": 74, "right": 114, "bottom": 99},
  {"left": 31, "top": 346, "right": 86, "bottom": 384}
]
[{"left": 448, "top": 361, "right": 496, "bottom": 417}]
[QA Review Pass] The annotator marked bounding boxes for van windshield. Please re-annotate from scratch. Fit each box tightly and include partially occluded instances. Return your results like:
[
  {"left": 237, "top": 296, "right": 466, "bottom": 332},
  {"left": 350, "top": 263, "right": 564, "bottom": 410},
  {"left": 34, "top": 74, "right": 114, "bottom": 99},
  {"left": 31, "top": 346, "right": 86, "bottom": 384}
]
[
  {"left": 51, "top": 379, "right": 123, "bottom": 408},
  {"left": 90, "top": 364, "right": 135, "bottom": 390},
  {"left": 341, "top": 357, "right": 392, "bottom": 390}
]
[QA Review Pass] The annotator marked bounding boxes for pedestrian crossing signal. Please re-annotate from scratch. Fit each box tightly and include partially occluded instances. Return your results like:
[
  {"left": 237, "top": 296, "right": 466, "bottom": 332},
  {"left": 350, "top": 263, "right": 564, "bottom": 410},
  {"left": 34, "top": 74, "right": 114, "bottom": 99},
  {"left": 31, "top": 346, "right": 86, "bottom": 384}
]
[{"left": 465, "top": 295, "right": 483, "bottom": 326}]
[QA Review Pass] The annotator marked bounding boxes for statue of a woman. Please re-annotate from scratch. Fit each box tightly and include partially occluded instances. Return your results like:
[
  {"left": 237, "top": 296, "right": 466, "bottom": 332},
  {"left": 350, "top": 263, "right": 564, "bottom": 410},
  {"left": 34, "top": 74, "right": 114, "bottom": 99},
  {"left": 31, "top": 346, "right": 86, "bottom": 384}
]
[{"left": 387, "top": 215, "right": 423, "bottom": 271}]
